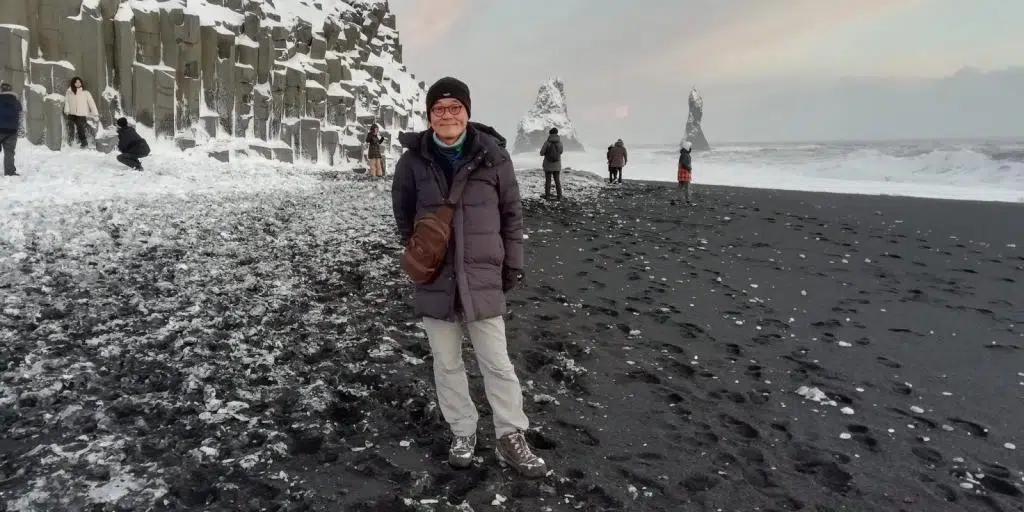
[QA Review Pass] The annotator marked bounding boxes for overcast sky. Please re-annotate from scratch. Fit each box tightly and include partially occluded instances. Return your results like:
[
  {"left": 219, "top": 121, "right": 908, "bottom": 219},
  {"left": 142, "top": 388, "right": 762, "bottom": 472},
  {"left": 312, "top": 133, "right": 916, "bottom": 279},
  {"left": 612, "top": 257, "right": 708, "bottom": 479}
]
[{"left": 387, "top": 0, "right": 1024, "bottom": 144}]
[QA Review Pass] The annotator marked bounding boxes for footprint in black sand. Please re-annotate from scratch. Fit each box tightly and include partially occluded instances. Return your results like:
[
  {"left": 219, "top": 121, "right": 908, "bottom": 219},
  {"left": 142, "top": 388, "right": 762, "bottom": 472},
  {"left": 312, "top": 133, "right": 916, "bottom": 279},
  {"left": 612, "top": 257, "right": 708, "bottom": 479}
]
[
  {"left": 675, "top": 322, "right": 706, "bottom": 339},
  {"left": 745, "top": 364, "right": 764, "bottom": 380},
  {"left": 720, "top": 414, "right": 760, "bottom": 439},
  {"left": 791, "top": 446, "right": 855, "bottom": 494},
  {"left": 890, "top": 381, "right": 913, "bottom": 395},
  {"left": 520, "top": 348, "right": 554, "bottom": 373},
  {"left": 681, "top": 472, "right": 721, "bottom": 492},
  {"left": 846, "top": 424, "right": 880, "bottom": 452},
  {"left": 947, "top": 417, "right": 989, "bottom": 438},
  {"left": 666, "top": 360, "right": 697, "bottom": 379},
  {"left": 554, "top": 420, "right": 601, "bottom": 446},
  {"left": 624, "top": 368, "right": 662, "bottom": 385},
  {"left": 660, "top": 343, "right": 685, "bottom": 355},
  {"left": 888, "top": 407, "right": 938, "bottom": 429},
  {"left": 911, "top": 445, "right": 944, "bottom": 466},
  {"left": 876, "top": 356, "right": 901, "bottom": 369}
]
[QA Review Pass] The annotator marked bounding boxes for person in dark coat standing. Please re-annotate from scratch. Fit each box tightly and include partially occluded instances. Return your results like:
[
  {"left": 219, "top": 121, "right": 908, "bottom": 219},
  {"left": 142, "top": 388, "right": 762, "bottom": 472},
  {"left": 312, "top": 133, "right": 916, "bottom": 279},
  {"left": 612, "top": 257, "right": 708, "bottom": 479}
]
[
  {"left": 539, "top": 127, "right": 563, "bottom": 200},
  {"left": 677, "top": 140, "right": 694, "bottom": 204},
  {"left": 391, "top": 76, "right": 548, "bottom": 478},
  {"left": 366, "top": 124, "right": 384, "bottom": 177},
  {"left": 115, "top": 117, "right": 150, "bottom": 171},
  {"left": 607, "top": 139, "right": 627, "bottom": 183},
  {"left": 0, "top": 83, "right": 22, "bottom": 176}
]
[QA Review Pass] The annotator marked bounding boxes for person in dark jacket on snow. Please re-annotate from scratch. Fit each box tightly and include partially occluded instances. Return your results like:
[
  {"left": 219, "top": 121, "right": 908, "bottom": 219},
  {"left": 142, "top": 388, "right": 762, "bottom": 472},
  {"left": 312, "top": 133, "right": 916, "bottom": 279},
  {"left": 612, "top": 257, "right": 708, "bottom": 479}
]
[
  {"left": 115, "top": 117, "right": 150, "bottom": 171},
  {"left": 365, "top": 124, "right": 384, "bottom": 177},
  {"left": 391, "top": 76, "right": 548, "bottom": 479},
  {"left": 539, "top": 127, "right": 564, "bottom": 200},
  {"left": 677, "top": 140, "right": 694, "bottom": 204},
  {"left": 0, "top": 83, "right": 22, "bottom": 176}
]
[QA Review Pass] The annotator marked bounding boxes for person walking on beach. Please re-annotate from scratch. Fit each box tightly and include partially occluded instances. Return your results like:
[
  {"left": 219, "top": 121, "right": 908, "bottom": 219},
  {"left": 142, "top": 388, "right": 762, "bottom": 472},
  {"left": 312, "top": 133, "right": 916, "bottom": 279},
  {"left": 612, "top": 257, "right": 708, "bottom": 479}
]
[
  {"left": 391, "top": 76, "right": 548, "bottom": 478},
  {"left": 0, "top": 83, "right": 22, "bottom": 177},
  {"left": 539, "top": 127, "right": 564, "bottom": 200},
  {"left": 114, "top": 117, "right": 150, "bottom": 171},
  {"left": 678, "top": 140, "right": 694, "bottom": 204},
  {"left": 64, "top": 77, "right": 99, "bottom": 149},
  {"left": 608, "top": 138, "right": 627, "bottom": 184},
  {"left": 366, "top": 124, "right": 384, "bottom": 178}
]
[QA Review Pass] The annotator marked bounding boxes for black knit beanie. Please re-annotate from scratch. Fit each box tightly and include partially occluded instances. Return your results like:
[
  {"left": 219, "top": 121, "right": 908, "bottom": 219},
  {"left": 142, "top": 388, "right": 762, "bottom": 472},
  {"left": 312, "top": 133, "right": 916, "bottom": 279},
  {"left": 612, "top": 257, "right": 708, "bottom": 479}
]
[
  {"left": 116, "top": 117, "right": 128, "bottom": 128},
  {"left": 426, "top": 76, "right": 471, "bottom": 118},
  {"left": 549, "top": 128, "right": 558, "bottom": 135}
]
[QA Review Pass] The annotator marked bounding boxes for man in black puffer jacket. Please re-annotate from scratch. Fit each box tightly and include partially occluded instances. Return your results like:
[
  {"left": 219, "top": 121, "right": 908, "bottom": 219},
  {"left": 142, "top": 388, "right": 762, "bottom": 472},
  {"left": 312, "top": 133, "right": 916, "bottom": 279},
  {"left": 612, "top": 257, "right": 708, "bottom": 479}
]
[{"left": 115, "top": 117, "right": 150, "bottom": 171}]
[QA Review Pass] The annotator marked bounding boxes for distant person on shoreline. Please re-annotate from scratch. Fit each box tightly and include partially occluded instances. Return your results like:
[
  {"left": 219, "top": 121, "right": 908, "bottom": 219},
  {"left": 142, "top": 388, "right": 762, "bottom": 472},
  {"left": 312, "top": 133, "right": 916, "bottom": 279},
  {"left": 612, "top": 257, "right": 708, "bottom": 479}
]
[
  {"left": 608, "top": 139, "right": 627, "bottom": 184},
  {"left": 678, "top": 140, "right": 694, "bottom": 204},
  {"left": 539, "top": 127, "right": 564, "bottom": 200},
  {"left": 0, "top": 82, "right": 22, "bottom": 177},
  {"left": 365, "top": 124, "right": 384, "bottom": 178},
  {"left": 64, "top": 77, "right": 99, "bottom": 149},
  {"left": 391, "top": 76, "right": 548, "bottom": 478},
  {"left": 115, "top": 117, "right": 150, "bottom": 171}
]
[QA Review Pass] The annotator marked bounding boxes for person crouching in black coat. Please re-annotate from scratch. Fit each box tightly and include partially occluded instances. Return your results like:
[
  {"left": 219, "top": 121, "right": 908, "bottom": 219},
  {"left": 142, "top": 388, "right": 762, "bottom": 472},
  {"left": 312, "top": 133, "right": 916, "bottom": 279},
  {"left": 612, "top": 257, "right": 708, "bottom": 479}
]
[{"left": 115, "top": 117, "right": 150, "bottom": 171}]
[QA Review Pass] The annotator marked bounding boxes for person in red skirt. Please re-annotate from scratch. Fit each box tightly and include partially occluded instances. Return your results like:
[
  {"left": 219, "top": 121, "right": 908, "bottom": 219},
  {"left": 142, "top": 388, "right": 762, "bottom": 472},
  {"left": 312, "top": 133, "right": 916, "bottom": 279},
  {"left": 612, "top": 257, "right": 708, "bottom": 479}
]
[{"left": 678, "top": 141, "right": 694, "bottom": 204}]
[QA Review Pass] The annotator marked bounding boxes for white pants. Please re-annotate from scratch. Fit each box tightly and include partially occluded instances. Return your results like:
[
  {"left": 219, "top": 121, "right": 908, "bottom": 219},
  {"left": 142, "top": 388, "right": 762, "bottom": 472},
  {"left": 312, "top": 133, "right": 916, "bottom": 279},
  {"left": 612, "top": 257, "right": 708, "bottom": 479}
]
[{"left": 422, "top": 316, "right": 529, "bottom": 438}]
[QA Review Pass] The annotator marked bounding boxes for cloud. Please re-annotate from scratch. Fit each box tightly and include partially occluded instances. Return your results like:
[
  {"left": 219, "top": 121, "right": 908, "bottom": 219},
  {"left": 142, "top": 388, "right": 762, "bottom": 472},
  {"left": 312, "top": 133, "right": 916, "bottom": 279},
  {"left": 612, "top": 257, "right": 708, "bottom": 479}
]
[
  {"left": 634, "top": 0, "right": 924, "bottom": 84},
  {"left": 390, "top": 0, "right": 468, "bottom": 46}
]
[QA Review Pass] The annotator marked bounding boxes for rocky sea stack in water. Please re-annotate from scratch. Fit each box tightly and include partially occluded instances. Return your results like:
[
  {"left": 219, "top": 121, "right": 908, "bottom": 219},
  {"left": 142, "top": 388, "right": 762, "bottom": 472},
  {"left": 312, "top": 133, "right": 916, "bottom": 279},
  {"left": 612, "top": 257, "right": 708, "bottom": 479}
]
[
  {"left": 0, "top": 0, "right": 426, "bottom": 163},
  {"left": 513, "top": 77, "right": 583, "bottom": 153},
  {"left": 682, "top": 86, "right": 710, "bottom": 151}
]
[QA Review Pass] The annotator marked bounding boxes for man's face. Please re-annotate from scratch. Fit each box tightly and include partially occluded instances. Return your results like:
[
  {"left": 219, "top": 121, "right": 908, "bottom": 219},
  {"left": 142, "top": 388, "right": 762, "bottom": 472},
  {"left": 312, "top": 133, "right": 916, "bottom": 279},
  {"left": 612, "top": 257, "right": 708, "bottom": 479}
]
[{"left": 429, "top": 98, "right": 468, "bottom": 141}]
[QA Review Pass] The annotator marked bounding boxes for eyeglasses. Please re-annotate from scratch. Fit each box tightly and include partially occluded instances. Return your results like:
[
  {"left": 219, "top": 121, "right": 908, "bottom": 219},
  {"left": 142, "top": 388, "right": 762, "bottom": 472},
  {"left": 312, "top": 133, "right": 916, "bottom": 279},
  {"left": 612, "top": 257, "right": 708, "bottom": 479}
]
[{"left": 431, "top": 104, "right": 463, "bottom": 117}]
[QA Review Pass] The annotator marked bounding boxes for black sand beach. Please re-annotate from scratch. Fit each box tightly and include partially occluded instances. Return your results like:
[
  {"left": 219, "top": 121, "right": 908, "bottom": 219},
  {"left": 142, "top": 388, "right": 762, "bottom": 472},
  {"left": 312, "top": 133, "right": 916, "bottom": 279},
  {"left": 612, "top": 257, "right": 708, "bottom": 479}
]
[{"left": 1, "top": 172, "right": 1022, "bottom": 511}]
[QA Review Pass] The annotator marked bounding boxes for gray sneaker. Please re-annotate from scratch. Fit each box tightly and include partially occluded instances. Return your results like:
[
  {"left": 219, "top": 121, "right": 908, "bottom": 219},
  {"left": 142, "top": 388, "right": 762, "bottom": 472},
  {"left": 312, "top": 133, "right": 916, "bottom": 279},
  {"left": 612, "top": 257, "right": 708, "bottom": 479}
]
[
  {"left": 448, "top": 434, "right": 476, "bottom": 468},
  {"left": 496, "top": 431, "right": 548, "bottom": 478}
]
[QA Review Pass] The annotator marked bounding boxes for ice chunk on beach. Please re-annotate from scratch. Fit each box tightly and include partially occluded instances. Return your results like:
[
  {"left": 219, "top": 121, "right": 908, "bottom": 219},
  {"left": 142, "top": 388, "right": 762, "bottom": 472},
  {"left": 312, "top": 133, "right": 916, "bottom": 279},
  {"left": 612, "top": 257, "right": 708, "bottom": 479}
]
[{"left": 795, "top": 386, "right": 837, "bottom": 406}]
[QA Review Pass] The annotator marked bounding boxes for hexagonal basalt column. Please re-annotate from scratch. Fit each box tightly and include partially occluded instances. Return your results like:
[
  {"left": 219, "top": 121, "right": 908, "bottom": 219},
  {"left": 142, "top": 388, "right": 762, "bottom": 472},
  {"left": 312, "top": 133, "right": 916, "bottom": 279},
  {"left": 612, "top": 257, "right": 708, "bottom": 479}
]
[
  {"left": 0, "top": 25, "right": 30, "bottom": 99},
  {"left": 154, "top": 66, "right": 176, "bottom": 137},
  {"left": 43, "top": 93, "right": 65, "bottom": 150},
  {"left": 133, "top": 9, "right": 162, "bottom": 65},
  {"left": 113, "top": 15, "right": 135, "bottom": 114},
  {"left": 24, "top": 85, "right": 46, "bottom": 145},
  {"left": 297, "top": 118, "right": 320, "bottom": 162}
]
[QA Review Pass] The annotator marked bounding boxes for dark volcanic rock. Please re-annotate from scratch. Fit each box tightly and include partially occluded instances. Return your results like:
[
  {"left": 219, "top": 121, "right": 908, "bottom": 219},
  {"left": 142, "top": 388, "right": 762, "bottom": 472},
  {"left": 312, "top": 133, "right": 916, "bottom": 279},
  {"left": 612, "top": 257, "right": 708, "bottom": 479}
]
[{"left": 682, "top": 86, "right": 711, "bottom": 151}]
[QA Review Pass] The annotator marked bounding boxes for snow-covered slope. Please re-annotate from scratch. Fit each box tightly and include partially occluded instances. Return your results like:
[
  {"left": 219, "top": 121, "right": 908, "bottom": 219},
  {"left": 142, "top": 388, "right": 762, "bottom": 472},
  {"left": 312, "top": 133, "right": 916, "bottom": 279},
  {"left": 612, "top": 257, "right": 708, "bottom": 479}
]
[
  {"left": 513, "top": 78, "right": 584, "bottom": 153},
  {"left": 682, "top": 87, "right": 710, "bottom": 151},
  {"left": 0, "top": 0, "right": 427, "bottom": 165}
]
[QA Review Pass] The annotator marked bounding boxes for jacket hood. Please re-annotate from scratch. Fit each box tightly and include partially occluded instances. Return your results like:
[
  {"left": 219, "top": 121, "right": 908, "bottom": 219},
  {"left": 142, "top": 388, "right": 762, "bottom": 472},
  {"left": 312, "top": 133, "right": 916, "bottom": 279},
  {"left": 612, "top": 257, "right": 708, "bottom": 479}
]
[
  {"left": 614, "top": 140, "right": 624, "bottom": 147},
  {"left": 546, "top": 133, "right": 561, "bottom": 143}
]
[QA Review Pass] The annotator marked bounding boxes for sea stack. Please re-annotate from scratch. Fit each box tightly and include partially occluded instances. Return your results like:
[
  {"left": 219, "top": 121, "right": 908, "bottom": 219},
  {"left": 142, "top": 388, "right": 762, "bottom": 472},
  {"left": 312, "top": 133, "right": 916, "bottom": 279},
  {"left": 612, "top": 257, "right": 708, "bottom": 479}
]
[
  {"left": 513, "top": 77, "right": 584, "bottom": 153},
  {"left": 682, "top": 86, "right": 710, "bottom": 151}
]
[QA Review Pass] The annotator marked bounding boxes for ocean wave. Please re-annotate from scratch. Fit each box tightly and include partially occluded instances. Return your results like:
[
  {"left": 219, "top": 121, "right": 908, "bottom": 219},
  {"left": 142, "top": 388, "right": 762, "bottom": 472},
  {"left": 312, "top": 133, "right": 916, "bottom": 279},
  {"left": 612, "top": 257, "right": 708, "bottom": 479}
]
[{"left": 521, "top": 140, "right": 1024, "bottom": 202}]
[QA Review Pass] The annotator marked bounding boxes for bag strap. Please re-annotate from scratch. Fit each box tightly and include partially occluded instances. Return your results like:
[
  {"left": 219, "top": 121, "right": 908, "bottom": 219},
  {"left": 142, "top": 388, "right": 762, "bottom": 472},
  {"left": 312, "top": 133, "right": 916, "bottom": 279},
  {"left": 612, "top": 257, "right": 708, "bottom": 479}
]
[{"left": 445, "top": 172, "right": 470, "bottom": 206}]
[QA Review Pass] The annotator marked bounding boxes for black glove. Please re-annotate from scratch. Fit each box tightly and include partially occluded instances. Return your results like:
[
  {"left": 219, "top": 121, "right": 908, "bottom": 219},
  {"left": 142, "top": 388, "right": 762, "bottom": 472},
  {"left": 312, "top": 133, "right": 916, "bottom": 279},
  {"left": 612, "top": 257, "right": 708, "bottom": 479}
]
[{"left": 502, "top": 267, "right": 523, "bottom": 292}]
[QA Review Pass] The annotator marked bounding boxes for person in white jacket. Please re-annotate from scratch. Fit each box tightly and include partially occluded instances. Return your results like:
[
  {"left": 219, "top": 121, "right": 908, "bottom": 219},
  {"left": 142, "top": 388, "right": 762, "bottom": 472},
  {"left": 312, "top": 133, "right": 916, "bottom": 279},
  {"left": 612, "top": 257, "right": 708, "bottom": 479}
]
[{"left": 64, "top": 76, "right": 99, "bottom": 149}]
